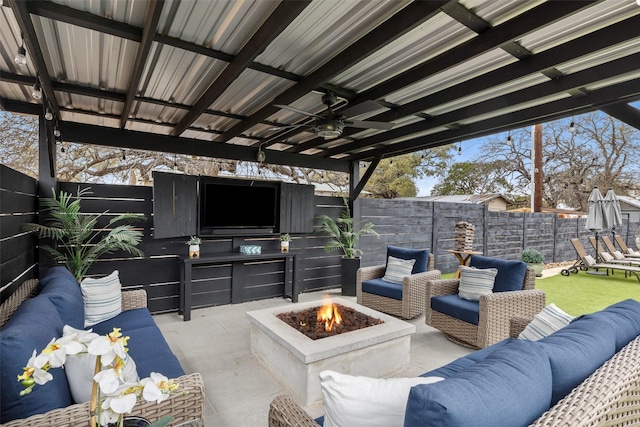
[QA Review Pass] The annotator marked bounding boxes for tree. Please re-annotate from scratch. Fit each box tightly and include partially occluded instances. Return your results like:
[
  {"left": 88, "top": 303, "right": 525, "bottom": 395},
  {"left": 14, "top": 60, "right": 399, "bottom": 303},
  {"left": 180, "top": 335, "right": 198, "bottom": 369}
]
[
  {"left": 0, "top": 112, "right": 39, "bottom": 178},
  {"left": 478, "top": 113, "right": 640, "bottom": 210},
  {"left": 430, "top": 160, "right": 514, "bottom": 195},
  {"left": 364, "top": 147, "right": 453, "bottom": 198}
]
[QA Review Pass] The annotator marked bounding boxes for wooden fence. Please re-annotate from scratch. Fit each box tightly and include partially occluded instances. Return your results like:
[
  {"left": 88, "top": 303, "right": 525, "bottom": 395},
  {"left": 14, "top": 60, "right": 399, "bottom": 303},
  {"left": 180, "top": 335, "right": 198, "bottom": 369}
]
[{"left": 2, "top": 165, "right": 638, "bottom": 311}]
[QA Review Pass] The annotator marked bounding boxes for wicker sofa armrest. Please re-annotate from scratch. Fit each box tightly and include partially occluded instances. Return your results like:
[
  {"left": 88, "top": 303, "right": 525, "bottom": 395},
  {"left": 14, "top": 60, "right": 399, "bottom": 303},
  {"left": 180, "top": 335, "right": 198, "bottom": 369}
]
[
  {"left": 357, "top": 265, "right": 386, "bottom": 282},
  {"left": 425, "top": 278, "right": 461, "bottom": 298},
  {"left": 530, "top": 335, "right": 640, "bottom": 426},
  {"left": 268, "top": 394, "right": 321, "bottom": 427},
  {"left": 121, "top": 289, "right": 148, "bottom": 311},
  {"left": 0, "top": 372, "right": 205, "bottom": 427},
  {"left": 509, "top": 315, "right": 533, "bottom": 338},
  {"left": 477, "top": 289, "right": 546, "bottom": 348},
  {"left": 522, "top": 267, "right": 536, "bottom": 290}
]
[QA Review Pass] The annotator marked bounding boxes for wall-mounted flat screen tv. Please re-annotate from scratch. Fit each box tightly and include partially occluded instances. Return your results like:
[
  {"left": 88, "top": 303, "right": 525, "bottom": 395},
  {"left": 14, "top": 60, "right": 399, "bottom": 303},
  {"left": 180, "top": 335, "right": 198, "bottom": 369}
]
[{"left": 199, "top": 177, "right": 280, "bottom": 235}]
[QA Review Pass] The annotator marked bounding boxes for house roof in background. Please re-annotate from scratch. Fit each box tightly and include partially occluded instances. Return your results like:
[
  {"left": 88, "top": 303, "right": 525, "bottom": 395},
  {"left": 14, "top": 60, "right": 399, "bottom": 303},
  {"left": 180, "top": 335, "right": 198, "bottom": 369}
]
[
  {"left": 2, "top": 0, "right": 640, "bottom": 173},
  {"left": 618, "top": 195, "right": 640, "bottom": 210}
]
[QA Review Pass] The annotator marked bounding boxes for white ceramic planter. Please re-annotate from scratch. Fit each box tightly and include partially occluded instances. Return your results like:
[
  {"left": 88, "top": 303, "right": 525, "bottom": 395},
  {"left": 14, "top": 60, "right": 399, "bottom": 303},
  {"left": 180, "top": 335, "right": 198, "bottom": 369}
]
[
  {"left": 281, "top": 241, "right": 290, "bottom": 253},
  {"left": 189, "top": 244, "right": 200, "bottom": 258}
]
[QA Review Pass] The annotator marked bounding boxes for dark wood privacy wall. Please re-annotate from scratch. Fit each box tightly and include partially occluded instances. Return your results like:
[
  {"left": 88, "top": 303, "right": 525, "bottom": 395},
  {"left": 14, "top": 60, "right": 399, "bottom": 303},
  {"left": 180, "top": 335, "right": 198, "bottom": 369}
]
[{"left": 0, "top": 165, "right": 38, "bottom": 303}]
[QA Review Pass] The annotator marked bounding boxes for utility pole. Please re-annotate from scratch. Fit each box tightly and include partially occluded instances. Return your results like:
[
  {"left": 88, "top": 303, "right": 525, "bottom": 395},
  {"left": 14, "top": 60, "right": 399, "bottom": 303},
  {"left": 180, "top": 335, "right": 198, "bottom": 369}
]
[{"left": 531, "top": 124, "right": 543, "bottom": 212}]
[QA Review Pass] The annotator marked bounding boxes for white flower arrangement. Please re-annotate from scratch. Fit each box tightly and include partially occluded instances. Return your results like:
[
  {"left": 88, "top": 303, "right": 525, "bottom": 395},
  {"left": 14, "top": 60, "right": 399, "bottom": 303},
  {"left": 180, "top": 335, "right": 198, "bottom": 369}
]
[{"left": 18, "top": 327, "right": 181, "bottom": 427}]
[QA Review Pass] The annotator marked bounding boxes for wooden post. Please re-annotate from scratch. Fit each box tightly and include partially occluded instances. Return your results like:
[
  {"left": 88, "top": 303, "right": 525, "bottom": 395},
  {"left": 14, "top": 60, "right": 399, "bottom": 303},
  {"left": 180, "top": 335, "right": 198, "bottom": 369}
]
[{"left": 532, "top": 124, "right": 543, "bottom": 212}]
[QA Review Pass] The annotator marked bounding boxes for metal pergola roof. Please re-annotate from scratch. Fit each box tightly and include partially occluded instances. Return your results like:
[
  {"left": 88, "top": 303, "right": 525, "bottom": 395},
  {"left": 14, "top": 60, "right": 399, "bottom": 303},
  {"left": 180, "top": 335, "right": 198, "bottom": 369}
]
[{"left": 2, "top": 0, "right": 640, "bottom": 175}]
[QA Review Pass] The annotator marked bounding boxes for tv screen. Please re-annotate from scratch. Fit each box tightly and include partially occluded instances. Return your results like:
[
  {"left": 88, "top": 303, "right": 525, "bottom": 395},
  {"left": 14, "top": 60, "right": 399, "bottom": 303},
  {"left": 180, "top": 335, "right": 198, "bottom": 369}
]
[{"left": 199, "top": 178, "right": 279, "bottom": 234}]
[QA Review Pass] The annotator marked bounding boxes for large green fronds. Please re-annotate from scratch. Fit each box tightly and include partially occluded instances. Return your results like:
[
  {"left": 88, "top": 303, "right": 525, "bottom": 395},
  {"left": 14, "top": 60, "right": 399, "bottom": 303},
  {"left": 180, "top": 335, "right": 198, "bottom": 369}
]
[{"left": 21, "top": 186, "right": 146, "bottom": 281}]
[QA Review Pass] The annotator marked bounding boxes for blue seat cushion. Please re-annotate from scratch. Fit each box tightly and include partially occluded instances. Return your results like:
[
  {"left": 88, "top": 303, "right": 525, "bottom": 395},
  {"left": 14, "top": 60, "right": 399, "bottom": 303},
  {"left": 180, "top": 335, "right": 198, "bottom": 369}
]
[
  {"left": 90, "top": 308, "right": 158, "bottom": 334},
  {"left": 387, "top": 246, "right": 429, "bottom": 274},
  {"left": 469, "top": 255, "right": 527, "bottom": 292},
  {"left": 90, "top": 309, "right": 184, "bottom": 379},
  {"left": 422, "top": 338, "right": 515, "bottom": 378},
  {"left": 431, "top": 294, "right": 479, "bottom": 325},
  {"left": 0, "top": 296, "right": 72, "bottom": 423},
  {"left": 404, "top": 339, "right": 552, "bottom": 427},
  {"left": 362, "top": 278, "right": 402, "bottom": 300},
  {"left": 575, "top": 299, "right": 640, "bottom": 352},
  {"left": 37, "top": 266, "right": 84, "bottom": 329},
  {"left": 538, "top": 313, "right": 616, "bottom": 405}
]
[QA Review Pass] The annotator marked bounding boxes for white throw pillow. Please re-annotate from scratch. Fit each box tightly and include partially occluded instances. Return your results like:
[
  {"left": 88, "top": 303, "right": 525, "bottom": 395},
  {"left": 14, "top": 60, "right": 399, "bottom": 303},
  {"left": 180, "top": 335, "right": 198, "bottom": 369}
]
[
  {"left": 584, "top": 255, "right": 597, "bottom": 266},
  {"left": 62, "top": 325, "right": 139, "bottom": 403},
  {"left": 81, "top": 270, "right": 122, "bottom": 327},
  {"left": 458, "top": 265, "right": 497, "bottom": 301},
  {"left": 320, "top": 370, "right": 444, "bottom": 427},
  {"left": 382, "top": 256, "right": 416, "bottom": 284},
  {"left": 612, "top": 250, "right": 626, "bottom": 260},
  {"left": 601, "top": 252, "right": 614, "bottom": 262},
  {"left": 518, "top": 303, "right": 575, "bottom": 341}
]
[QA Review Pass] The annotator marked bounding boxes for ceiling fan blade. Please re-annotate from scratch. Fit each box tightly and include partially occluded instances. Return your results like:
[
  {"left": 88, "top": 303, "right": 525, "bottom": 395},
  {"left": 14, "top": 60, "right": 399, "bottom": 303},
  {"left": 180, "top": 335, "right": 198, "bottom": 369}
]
[
  {"left": 274, "top": 104, "right": 321, "bottom": 118},
  {"left": 344, "top": 120, "right": 395, "bottom": 130},
  {"left": 340, "top": 100, "right": 383, "bottom": 118}
]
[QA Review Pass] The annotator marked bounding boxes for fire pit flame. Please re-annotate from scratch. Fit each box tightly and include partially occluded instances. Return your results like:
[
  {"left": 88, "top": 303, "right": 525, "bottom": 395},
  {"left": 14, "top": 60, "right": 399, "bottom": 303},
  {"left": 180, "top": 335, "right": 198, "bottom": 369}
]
[{"left": 317, "top": 302, "right": 342, "bottom": 332}]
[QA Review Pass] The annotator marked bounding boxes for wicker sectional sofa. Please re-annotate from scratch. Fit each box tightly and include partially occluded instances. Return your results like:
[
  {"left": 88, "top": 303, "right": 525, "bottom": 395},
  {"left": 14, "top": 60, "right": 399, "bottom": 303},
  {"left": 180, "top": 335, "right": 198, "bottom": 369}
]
[
  {"left": 0, "top": 267, "right": 205, "bottom": 427},
  {"left": 269, "top": 299, "right": 640, "bottom": 426}
]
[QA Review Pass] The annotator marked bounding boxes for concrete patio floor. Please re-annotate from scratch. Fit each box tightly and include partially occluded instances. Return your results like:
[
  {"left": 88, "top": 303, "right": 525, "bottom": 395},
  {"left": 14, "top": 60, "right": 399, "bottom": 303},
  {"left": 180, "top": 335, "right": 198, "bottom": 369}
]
[{"left": 153, "top": 289, "right": 474, "bottom": 426}]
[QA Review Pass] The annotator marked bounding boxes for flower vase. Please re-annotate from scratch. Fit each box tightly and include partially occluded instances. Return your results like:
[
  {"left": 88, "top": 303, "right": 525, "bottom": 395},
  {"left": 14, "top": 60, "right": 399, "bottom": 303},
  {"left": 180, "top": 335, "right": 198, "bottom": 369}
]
[
  {"left": 281, "top": 241, "right": 289, "bottom": 253},
  {"left": 189, "top": 244, "right": 200, "bottom": 258}
]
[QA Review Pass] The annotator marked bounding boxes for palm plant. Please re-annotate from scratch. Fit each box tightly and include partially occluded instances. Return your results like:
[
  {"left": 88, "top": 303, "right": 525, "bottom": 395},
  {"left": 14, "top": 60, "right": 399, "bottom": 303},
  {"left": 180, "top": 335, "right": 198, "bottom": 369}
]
[
  {"left": 23, "top": 187, "right": 146, "bottom": 281},
  {"left": 314, "top": 198, "right": 379, "bottom": 259}
]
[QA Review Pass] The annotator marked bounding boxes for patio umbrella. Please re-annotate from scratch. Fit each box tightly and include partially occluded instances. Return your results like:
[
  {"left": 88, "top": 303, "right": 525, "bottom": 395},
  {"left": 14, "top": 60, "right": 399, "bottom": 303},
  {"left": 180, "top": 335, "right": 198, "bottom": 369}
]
[
  {"left": 586, "top": 187, "right": 606, "bottom": 262},
  {"left": 604, "top": 188, "right": 623, "bottom": 235}
]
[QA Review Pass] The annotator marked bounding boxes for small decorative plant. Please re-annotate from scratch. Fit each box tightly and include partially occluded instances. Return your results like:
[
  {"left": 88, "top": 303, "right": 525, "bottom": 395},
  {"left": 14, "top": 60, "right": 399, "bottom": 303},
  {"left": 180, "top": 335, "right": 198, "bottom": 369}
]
[
  {"left": 521, "top": 248, "right": 544, "bottom": 264},
  {"left": 314, "top": 197, "right": 379, "bottom": 259},
  {"left": 18, "top": 327, "right": 181, "bottom": 427},
  {"left": 280, "top": 233, "right": 291, "bottom": 242},
  {"left": 187, "top": 236, "right": 202, "bottom": 246}
]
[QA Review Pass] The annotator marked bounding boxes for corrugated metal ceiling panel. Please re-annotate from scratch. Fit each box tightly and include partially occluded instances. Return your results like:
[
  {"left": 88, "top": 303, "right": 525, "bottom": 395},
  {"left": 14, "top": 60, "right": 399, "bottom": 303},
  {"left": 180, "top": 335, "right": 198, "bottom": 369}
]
[{"left": 254, "top": 0, "right": 410, "bottom": 75}]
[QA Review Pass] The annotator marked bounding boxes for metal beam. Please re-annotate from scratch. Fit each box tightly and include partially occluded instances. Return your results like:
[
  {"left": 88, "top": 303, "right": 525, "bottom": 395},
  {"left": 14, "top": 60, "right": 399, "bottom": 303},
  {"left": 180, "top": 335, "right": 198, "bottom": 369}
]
[
  {"left": 171, "top": 1, "right": 312, "bottom": 137},
  {"left": 288, "top": 0, "right": 598, "bottom": 154},
  {"left": 328, "top": 51, "right": 640, "bottom": 158},
  {"left": 599, "top": 103, "right": 640, "bottom": 132},
  {"left": 59, "top": 122, "right": 351, "bottom": 173},
  {"left": 219, "top": 1, "right": 448, "bottom": 142},
  {"left": 119, "top": 0, "right": 164, "bottom": 129},
  {"left": 349, "top": 78, "right": 640, "bottom": 161},
  {"left": 351, "top": 158, "right": 380, "bottom": 201},
  {"left": 9, "top": 0, "right": 60, "bottom": 115}
]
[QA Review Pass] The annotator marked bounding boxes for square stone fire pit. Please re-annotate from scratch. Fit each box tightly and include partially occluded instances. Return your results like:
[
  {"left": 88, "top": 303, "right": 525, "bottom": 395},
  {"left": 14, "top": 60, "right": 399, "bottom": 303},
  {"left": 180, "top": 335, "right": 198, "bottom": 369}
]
[{"left": 246, "top": 297, "right": 415, "bottom": 407}]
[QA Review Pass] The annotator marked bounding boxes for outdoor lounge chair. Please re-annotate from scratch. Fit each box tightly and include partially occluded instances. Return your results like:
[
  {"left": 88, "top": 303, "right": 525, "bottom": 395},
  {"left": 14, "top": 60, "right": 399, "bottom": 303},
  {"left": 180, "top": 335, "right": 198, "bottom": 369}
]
[
  {"left": 425, "top": 255, "right": 544, "bottom": 349},
  {"left": 568, "top": 238, "right": 640, "bottom": 282},
  {"left": 600, "top": 235, "right": 640, "bottom": 259},
  {"left": 357, "top": 247, "right": 440, "bottom": 319},
  {"left": 614, "top": 234, "right": 640, "bottom": 257},
  {"left": 588, "top": 236, "right": 640, "bottom": 266}
]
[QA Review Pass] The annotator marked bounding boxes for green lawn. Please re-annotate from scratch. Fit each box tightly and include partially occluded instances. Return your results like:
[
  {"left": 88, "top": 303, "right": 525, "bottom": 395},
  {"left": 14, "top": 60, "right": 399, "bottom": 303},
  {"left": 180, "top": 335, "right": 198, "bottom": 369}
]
[
  {"left": 440, "top": 269, "right": 640, "bottom": 316},
  {"left": 536, "top": 269, "right": 640, "bottom": 316}
]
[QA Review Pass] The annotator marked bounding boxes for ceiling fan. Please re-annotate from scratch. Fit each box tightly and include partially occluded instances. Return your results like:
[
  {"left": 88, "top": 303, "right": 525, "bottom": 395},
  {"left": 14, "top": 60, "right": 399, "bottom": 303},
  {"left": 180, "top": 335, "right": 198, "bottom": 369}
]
[{"left": 273, "top": 92, "right": 394, "bottom": 139}]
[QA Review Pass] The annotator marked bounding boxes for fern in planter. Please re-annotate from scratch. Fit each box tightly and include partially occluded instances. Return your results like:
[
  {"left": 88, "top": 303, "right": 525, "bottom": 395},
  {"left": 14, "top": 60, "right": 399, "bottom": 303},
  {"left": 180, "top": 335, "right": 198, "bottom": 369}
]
[{"left": 23, "top": 187, "right": 146, "bottom": 281}]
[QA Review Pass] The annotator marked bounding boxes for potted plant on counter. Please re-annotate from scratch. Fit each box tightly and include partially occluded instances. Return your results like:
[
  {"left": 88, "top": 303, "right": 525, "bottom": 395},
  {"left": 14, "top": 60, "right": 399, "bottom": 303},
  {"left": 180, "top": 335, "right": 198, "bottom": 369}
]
[
  {"left": 521, "top": 248, "right": 544, "bottom": 277},
  {"left": 187, "top": 236, "right": 202, "bottom": 258},
  {"left": 280, "top": 233, "right": 291, "bottom": 253},
  {"left": 314, "top": 198, "right": 379, "bottom": 296}
]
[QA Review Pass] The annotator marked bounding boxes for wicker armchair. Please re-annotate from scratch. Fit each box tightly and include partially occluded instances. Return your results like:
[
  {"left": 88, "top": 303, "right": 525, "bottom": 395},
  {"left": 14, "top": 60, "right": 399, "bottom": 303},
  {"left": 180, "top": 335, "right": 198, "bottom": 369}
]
[
  {"left": 0, "top": 279, "right": 205, "bottom": 427},
  {"left": 357, "top": 253, "right": 440, "bottom": 319},
  {"left": 425, "top": 261, "right": 545, "bottom": 349}
]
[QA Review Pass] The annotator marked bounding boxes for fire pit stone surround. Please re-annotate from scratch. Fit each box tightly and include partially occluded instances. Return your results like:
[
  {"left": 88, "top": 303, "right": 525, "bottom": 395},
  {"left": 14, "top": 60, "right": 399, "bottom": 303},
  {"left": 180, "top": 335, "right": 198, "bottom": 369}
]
[{"left": 247, "top": 297, "right": 416, "bottom": 407}]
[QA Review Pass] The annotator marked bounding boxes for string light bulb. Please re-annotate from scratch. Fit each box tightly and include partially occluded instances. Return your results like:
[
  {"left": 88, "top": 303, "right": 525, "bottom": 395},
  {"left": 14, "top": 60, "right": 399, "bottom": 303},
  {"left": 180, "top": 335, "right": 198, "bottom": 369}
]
[
  {"left": 122, "top": 150, "right": 126, "bottom": 161},
  {"left": 457, "top": 142, "right": 462, "bottom": 155},
  {"left": 15, "top": 36, "right": 26, "bottom": 66},
  {"left": 507, "top": 135, "right": 513, "bottom": 146},
  {"left": 569, "top": 120, "right": 575, "bottom": 133},
  {"left": 44, "top": 108, "right": 53, "bottom": 121},
  {"left": 32, "top": 81, "right": 42, "bottom": 99},
  {"left": 53, "top": 126, "right": 61, "bottom": 137}
]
